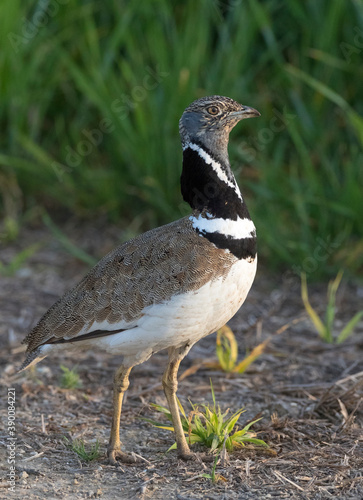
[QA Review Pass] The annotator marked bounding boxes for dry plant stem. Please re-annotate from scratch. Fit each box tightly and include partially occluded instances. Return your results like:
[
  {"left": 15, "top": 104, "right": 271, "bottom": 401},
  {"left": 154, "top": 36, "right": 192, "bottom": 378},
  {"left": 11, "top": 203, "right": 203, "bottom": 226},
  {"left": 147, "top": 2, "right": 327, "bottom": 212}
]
[{"left": 107, "top": 365, "right": 141, "bottom": 465}]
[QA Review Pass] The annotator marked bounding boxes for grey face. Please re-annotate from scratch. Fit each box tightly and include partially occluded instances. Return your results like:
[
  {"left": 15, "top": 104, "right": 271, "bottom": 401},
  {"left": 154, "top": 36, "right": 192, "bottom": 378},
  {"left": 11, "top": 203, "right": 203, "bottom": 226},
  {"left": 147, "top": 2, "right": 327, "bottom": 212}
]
[{"left": 179, "top": 95, "right": 260, "bottom": 151}]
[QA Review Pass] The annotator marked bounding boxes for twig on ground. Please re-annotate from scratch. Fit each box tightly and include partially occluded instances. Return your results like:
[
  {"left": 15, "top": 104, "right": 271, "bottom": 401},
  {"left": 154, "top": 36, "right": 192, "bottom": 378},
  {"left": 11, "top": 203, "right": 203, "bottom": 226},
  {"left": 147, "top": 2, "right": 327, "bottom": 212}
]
[{"left": 273, "top": 469, "right": 305, "bottom": 492}]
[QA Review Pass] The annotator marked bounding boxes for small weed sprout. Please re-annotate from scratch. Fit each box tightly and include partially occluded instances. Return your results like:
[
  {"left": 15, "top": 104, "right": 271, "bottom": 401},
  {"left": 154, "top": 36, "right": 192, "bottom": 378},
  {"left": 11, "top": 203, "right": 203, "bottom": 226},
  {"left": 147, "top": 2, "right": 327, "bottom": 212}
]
[
  {"left": 60, "top": 365, "right": 82, "bottom": 389},
  {"left": 65, "top": 438, "right": 100, "bottom": 461},
  {"left": 215, "top": 325, "right": 268, "bottom": 373},
  {"left": 301, "top": 271, "right": 363, "bottom": 344},
  {"left": 144, "top": 381, "right": 268, "bottom": 453},
  {"left": 200, "top": 452, "right": 226, "bottom": 483}
]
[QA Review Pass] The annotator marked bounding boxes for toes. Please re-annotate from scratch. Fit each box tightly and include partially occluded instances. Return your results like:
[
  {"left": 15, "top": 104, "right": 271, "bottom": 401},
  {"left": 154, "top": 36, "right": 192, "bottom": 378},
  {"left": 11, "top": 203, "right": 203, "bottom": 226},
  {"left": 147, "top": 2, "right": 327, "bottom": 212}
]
[
  {"left": 178, "top": 450, "right": 214, "bottom": 462},
  {"left": 107, "top": 453, "right": 119, "bottom": 466},
  {"left": 107, "top": 449, "right": 141, "bottom": 465},
  {"left": 199, "top": 453, "right": 215, "bottom": 463},
  {"left": 178, "top": 451, "right": 195, "bottom": 461}
]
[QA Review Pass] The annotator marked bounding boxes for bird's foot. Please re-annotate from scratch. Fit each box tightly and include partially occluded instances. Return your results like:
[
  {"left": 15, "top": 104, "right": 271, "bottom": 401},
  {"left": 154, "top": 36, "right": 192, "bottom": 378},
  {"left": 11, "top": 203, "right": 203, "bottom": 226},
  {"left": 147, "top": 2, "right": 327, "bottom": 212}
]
[
  {"left": 178, "top": 450, "right": 215, "bottom": 463},
  {"left": 107, "top": 447, "right": 142, "bottom": 466}
]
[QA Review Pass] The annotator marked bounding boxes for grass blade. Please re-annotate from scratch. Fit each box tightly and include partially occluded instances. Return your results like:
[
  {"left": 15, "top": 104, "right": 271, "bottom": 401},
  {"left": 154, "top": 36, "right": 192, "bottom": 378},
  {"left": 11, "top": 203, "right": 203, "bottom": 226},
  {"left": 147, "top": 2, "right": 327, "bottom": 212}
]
[
  {"left": 301, "top": 273, "right": 327, "bottom": 340},
  {"left": 337, "top": 311, "right": 363, "bottom": 344},
  {"left": 42, "top": 213, "right": 97, "bottom": 267},
  {"left": 324, "top": 270, "right": 344, "bottom": 340},
  {"left": 233, "top": 340, "right": 268, "bottom": 374},
  {"left": 216, "top": 325, "right": 238, "bottom": 372}
]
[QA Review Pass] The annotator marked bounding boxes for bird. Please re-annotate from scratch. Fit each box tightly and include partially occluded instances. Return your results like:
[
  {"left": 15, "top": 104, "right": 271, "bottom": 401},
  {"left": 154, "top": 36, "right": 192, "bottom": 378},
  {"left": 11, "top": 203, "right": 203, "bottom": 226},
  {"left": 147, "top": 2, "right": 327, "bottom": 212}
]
[{"left": 20, "top": 95, "right": 260, "bottom": 465}]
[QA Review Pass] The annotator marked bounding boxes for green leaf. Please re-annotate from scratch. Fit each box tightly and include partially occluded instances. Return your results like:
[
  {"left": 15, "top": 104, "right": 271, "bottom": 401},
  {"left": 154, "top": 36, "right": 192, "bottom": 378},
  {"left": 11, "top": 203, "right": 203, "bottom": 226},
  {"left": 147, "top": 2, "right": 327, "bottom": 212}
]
[
  {"left": 324, "top": 270, "right": 343, "bottom": 342},
  {"left": 216, "top": 326, "right": 238, "bottom": 372},
  {"left": 233, "top": 340, "right": 268, "bottom": 374},
  {"left": 239, "top": 438, "right": 269, "bottom": 447},
  {"left": 301, "top": 273, "right": 327, "bottom": 340},
  {"left": 337, "top": 310, "right": 363, "bottom": 344}
]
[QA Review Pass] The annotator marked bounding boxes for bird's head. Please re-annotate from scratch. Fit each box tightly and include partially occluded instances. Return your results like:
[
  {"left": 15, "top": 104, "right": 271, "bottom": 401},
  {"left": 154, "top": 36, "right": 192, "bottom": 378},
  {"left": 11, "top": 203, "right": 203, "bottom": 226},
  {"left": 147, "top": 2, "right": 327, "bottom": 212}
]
[{"left": 179, "top": 95, "right": 260, "bottom": 152}]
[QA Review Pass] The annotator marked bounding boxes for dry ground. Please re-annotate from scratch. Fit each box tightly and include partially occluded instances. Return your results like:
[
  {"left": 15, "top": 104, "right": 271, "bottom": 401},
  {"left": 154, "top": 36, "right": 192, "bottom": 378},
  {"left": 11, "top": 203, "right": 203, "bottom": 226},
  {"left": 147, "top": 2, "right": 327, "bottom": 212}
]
[{"left": 1, "top": 221, "right": 362, "bottom": 499}]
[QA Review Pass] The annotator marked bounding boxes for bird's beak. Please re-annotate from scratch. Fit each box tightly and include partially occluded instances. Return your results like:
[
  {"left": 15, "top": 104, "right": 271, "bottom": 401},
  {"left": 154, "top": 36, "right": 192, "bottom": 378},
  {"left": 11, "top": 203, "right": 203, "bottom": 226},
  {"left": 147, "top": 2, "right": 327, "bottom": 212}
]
[{"left": 230, "top": 107, "right": 261, "bottom": 119}]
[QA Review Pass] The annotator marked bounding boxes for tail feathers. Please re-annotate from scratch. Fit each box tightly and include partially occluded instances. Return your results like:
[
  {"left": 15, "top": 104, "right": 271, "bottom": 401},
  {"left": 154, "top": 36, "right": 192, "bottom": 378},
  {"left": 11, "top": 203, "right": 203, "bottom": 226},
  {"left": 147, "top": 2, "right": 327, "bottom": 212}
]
[{"left": 18, "top": 347, "right": 46, "bottom": 372}]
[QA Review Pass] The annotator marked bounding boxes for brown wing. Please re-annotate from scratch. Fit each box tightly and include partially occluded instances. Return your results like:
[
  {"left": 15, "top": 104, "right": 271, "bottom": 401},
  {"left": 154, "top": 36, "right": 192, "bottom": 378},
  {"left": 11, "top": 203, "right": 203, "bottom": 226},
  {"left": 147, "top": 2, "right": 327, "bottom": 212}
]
[{"left": 23, "top": 216, "right": 236, "bottom": 352}]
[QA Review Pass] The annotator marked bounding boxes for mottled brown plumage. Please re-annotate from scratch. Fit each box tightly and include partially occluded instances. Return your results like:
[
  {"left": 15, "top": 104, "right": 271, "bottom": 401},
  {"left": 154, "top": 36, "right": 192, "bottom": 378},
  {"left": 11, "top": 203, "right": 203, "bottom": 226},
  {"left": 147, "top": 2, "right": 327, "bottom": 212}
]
[{"left": 23, "top": 214, "right": 236, "bottom": 355}]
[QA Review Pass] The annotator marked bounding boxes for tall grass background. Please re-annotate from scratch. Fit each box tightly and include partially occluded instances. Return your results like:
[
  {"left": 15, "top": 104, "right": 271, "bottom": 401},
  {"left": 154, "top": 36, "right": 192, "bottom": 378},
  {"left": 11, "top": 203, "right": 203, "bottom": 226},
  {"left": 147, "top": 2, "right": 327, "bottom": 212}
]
[{"left": 0, "top": 0, "right": 362, "bottom": 277}]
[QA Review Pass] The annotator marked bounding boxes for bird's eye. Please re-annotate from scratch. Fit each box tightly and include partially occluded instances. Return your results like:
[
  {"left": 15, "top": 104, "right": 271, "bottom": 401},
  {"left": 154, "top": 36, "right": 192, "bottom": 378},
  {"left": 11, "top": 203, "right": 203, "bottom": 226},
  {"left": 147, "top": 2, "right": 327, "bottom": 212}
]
[{"left": 207, "top": 106, "right": 219, "bottom": 115}]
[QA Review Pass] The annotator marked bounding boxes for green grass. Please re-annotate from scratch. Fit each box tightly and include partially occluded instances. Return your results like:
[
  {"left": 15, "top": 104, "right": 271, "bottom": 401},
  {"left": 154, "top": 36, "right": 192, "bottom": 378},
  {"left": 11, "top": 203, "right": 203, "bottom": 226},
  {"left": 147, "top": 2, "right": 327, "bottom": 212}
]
[
  {"left": 1, "top": 0, "right": 362, "bottom": 276},
  {"left": 65, "top": 437, "right": 101, "bottom": 462},
  {"left": 42, "top": 212, "right": 97, "bottom": 266},
  {"left": 59, "top": 365, "right": 82, "bottom": 389},
  {"left": 214, "top": 325, "right": 267, "bottom": 374},
  {"left": 301, "top": 271, "right": 363, "bottom": 343},
  {"left": 144, "top": 381, "right": 268, "bottom": 453}
]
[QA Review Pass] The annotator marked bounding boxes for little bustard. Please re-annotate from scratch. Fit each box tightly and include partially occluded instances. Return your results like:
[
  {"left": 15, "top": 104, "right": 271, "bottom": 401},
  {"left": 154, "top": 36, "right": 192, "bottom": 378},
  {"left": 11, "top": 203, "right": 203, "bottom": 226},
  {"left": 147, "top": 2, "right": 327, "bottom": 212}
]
[{"left": 21, "top": 96, "right": 260, "bottom": 464}]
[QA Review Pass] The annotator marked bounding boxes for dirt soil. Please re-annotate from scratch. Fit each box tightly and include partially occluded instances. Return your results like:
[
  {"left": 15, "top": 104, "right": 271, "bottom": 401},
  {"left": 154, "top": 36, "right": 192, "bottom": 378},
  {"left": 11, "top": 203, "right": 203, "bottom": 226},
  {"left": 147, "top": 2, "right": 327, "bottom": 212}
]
[{"left": 1, "top": 221, "right": 363, "bottom": 500}]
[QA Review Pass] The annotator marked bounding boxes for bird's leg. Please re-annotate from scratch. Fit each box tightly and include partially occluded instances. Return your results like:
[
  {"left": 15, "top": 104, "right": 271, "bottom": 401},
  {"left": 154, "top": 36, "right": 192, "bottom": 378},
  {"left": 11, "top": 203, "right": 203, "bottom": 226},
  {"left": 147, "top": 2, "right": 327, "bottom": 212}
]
[
  {"left": 107, "top": 365, "right": 140, "bottom": 465},
  {"left": 162, "top": 355, "right": 192, "bottom": 460},
  {"left": 162, "top": 345, "right": 211, "bottom": 461}
]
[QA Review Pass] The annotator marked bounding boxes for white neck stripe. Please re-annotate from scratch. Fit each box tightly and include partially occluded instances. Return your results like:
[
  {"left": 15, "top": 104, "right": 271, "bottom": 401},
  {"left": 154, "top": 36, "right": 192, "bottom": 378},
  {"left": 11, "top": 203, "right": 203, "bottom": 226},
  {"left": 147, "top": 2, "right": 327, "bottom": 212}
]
[
  {"left": 190, "top": 214, "right": 256, "bottom": 240},
  {"left": 183, "top": 142, "right": 242, "bottom": 201}
]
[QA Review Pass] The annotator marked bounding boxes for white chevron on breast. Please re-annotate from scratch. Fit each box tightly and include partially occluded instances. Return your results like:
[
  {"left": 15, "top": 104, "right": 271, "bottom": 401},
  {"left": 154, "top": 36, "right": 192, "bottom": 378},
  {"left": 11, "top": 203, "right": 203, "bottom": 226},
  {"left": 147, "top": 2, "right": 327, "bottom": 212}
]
[{"left": 190, "top": 213, "right": 256, "bottom": 239}]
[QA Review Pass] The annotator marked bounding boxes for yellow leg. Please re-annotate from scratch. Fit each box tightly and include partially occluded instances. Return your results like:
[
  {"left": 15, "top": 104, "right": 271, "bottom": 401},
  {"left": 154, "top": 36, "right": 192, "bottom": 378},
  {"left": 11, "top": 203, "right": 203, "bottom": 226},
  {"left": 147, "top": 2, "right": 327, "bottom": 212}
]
[
  {"left": 107, "top": 365, "right": 140, "bottom": 465},
  {"left": 162, "top": 344, "right": 212, "bottom": 461},
  {"left": 162, "top": 356, "right": 193, "bottom": 459}
]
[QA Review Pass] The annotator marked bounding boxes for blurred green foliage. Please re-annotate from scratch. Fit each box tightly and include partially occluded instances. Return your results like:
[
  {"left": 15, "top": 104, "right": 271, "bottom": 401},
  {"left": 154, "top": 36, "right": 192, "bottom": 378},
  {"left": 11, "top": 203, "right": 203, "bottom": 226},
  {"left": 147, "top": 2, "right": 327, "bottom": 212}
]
[{"left": 0, "top": 0, "right": 362, "bottom": 276}]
